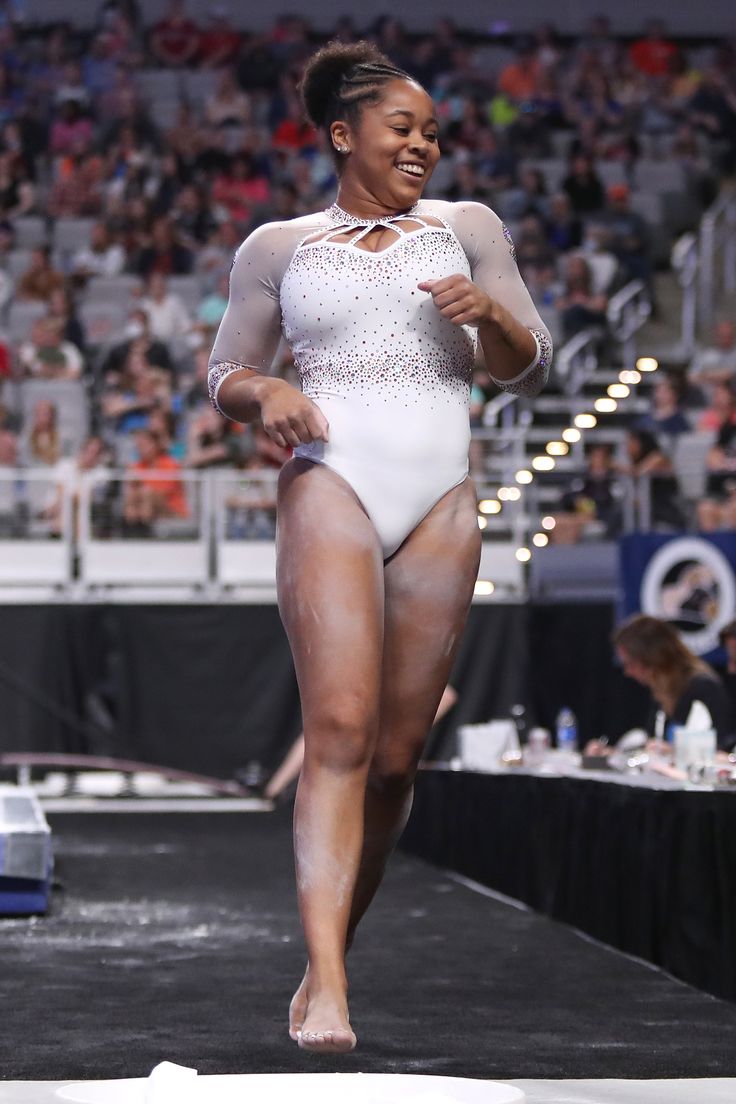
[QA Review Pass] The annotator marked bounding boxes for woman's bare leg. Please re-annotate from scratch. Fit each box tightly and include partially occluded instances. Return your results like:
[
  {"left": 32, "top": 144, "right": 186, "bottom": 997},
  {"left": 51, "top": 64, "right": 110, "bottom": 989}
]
[
  {"left": 277, "top": 460, "right": 384, "bottom": 1052},
  {"left": 288, "top": 479, "right": 480, "bottom": 1037},
  {"left": 349, "top": 478, "right": 480, "bottom": 940}
]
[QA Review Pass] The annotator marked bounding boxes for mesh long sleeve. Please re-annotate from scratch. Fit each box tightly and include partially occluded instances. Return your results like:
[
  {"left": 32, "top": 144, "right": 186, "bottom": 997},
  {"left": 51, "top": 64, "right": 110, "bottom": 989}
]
[
  {"left": 431, "top": 200, "right": 552, "bottom": 397},
  {"left": 207, "top": 221, "right": 302, "bottom": 413}
]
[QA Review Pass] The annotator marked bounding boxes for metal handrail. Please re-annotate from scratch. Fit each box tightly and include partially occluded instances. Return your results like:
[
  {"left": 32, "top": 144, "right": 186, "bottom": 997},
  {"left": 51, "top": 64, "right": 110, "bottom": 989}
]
[
  {"left": 554, "top": 328, "right": 599, "bottom": 395},
  {"left": 671, "top": 232, "right": 698, "bottom": 356},
  {"left": 606, "top": 279, "right": 652, "bottom": 368},
  {"left": 698, "top": 192, "right": 736, "bottom": 336}
]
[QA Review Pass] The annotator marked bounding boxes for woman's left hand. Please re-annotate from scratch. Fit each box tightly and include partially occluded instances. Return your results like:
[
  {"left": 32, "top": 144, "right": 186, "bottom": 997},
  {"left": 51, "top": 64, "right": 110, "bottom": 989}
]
[{"left": 418, "top": 274, "right": 495, "bottom": 327}]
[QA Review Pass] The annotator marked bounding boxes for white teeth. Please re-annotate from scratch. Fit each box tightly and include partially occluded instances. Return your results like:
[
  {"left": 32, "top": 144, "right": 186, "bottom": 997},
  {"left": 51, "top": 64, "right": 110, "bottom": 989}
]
[{"left": 396, "top": 163, "right": 424, "bottom": 177}]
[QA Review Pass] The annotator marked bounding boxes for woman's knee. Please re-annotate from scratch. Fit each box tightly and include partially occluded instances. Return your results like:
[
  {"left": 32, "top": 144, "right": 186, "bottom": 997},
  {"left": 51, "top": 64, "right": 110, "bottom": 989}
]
[
  {"left": 368, "top": 748, "right": 423, "bottom": 799},
  {"left": 303, "top": 707, "right": 377, "bottom": 773}
]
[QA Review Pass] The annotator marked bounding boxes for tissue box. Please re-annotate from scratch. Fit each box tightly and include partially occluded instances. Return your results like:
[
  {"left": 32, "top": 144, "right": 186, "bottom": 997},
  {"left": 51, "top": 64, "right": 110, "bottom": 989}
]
[
  {"left": 457, "top": 721, "right": 519, "bottom": 772},
  {"left": 0, "top": 785, "right": 53, "bottom": 915}
]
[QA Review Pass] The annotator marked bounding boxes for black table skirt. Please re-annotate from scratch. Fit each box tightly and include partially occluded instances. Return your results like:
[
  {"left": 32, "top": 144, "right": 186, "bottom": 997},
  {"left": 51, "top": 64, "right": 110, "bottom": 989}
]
[{"left": 402, "top": 768, "right": 736, "bottom": 1001}]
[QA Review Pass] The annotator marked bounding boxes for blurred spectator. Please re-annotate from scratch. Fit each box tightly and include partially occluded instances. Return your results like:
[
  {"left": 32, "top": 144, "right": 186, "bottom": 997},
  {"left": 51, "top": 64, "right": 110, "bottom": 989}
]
[
  {"left": 503, "top": 166, "right": 548, "bottom": 220},
  {"left": 0, "top": 150, "right": 33, "bottom": 217},
  {"left": 196, "top": 272, "right": 228, "bottom": 331},
  {"left": 71, "top": 221, "right": 126, "bottom": 280},
  {"left": 140, "top": 272, "right": 191, "bottom": 343},
  {"left": 498, "top": 40, "right": 542, "bottom": 103},
  {"left": 562, "top": 153, "right": 604, "bottom": 215},
  {"left": 16, "top": 247, "right": 64, "bottom": 302},
  {"left": 272, "top": 94, "right": 317, "bottom": 153},
  {"left": 628, "top": 20, "right": 679, "bottom": 78},
  {"left": 551, "top": 443, "right": 621, "bottom": 544},
  {"left": 82, "top": 33, "right": 119, "bottom": 99},
  {"left": 620, "top": 428, "right": 684, "bottom": 529},
  {"left": 637, "top": 374, "right": 691, "bottom": 437},
  {"left": 697, "top": 381, "right": 736, "bottom": 433},
  {"left": 186, "top": 405, "right": 249, "bottom": 468},
  {"left": 0, "top": 424, "right": 17, "bottom": 466},
  {"left": 546, "top": 192, "right": 582, "bottom": 252},
  {"left": 211, "top": 153, "right": 271, "bottom": 226},
  {"left": 123, "top": 427, "right": 188, "bottom": 531},
  {"left": 49, "top": 100, "right": 93, "bottom": 156},
  {"left": 472, "top": 128, "right": 515, "bottom": 192},
  {"left": 101, "top": 359, "right": 159, "bottom": 435},
  {"left": 577, "top": 221, "right": 620, "bottom": 295},
  {"left": 171, "top": 185, "right": 216, "bottom": 248},
  {"left": 689, "top": 320, "right": 736, "bottom": 397},
  {"left": 687, "top": 69, "right": 736, "bottom": 175},
  {"left": 28, "top": 399, "right": 61, "bottom": 465},
  {"left": 18, "top": 317, "right": 83, "bottom": 379},
  {"left": 149, "top": 0, "right": 201, "bottom": 68},
  {"left": 698, "top": 418, "right": 736, "bottom": 530},
  {"left": 601, "top": 183, "right": 651, "bottom": 287},
  {"left": 48, "top": 286, "right": 86, "bottom": 351},
  {"left": 194, "top": 220, "right": 241, "bottom": 286},
  {"left": 47, "top": 151, "right": 105, "bottom": 217},
  {"left": 556, "top": 255, "right": 608, "bottom": 339},
  {"left": 135, "top": 216, "right": 193, "bottom": 276},
  {"left": 102, "top": 306, "right": 173, "bottom": 379},
  {"left": 199, "top": 8, "right": 242, "bottom": 68},
  {"left": 55, "top": 61, "right": 89, "bottom": 110},
  {"left": 205, "top": 68, "right": 251, "bottom": 128},
  {"left": 43, "top": 435, "right": 110, "bottom": 538},
  {"left": 515, "top": 213, "right": 556, "bottom": 277}
]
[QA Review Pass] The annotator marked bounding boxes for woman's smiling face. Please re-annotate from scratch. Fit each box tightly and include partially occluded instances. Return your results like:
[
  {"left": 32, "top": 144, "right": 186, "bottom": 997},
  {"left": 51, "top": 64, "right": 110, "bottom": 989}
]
[{"left": 332, "top": 78, "right": 440, "bottom": 211}]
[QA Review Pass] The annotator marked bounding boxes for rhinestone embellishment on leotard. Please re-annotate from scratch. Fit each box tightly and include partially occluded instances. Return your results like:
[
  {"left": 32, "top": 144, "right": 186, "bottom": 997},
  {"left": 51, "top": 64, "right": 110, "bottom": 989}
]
[
  {"left": 490, "top": 328, "right": 552, "bottom": 398},
  {"left": 325, "top": 202, "right": 421, "bottom": 226},
  {"left": 280, "top": 226, "right": 475, "bottom": 406},
  {"left": 502, "top": 223, "right": 516, "bottom": 263}
]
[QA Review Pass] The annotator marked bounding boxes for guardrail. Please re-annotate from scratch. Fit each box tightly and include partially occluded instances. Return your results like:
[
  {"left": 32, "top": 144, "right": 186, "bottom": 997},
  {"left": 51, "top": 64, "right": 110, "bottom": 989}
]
[
  {"left": 697, "top": 192, "right": 736, "bottom": 336},
  {"left": 671, "top": 231, "right": 698, "bottom": 357},
  {"left": 606, "top": 279, "right": 652, "bottom": 369}
]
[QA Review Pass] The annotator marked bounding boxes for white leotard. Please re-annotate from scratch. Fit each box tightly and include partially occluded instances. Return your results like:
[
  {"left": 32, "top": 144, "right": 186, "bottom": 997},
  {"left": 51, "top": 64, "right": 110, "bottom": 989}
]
[{"left": 209, "top": 199, "right": 552, "bottom": 559}]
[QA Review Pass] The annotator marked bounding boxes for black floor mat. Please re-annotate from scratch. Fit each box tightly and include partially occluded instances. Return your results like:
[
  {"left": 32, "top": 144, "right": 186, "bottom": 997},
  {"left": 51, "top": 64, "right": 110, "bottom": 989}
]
[{"left": 2, "top": 810, "right": 736, "bottom": 1081}]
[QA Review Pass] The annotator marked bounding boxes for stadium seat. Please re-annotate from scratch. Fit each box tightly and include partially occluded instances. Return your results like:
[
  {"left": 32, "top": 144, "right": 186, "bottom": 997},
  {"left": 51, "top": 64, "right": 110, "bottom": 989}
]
[
  {"left": 83, "top": 276, "right": 141, "bottom": 307},
  {"left": 14, "top": 217, "right": 48, "bottom": 250},
  {"left": 6, "top": 249, "right": 32, "bottom": 281},
  {"left": 133, "top": 68, "right": 181, "bottom": 102},
  {"left": 52, "top": 218, "right": 96, "bottom": 255},
  {"left": 168, "top": 275, "right": 204, "bottom": 312},
  {"left": 7, "top": 300, "right": 46, "bottom": 345},
  {"left": 78, "top": 301, "right": 128, "bottom": 345}
]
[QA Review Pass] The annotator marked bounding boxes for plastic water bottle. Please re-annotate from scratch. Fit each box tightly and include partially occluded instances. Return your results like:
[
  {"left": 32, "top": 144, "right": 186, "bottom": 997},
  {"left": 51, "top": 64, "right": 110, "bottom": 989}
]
[{"left": 556, "top": 707, "right": 578, "bottom": 755}]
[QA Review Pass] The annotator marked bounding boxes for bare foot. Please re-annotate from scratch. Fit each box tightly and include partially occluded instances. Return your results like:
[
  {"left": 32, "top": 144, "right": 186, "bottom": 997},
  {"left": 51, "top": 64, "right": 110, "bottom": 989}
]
[
  {"left": 297, "top": 990, "right": 356, "bottom": 1054},
  {"left": 288, "top": 967, "right": 308, "bottom": 1041}
]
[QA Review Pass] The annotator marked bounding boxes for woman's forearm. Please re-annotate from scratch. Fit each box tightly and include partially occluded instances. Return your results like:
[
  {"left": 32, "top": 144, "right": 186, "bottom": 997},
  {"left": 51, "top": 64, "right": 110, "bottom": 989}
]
[
  {"left": 212, "top": 365, "right": 285, "bottom": 423},
  {"left": 478, "top": 301, "right": 538, "bottom": 382}
]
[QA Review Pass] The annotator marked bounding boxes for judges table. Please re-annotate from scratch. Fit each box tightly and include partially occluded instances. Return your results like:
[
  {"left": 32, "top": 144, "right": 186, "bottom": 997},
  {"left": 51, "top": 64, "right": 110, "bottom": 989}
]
[{"left": 402, "top": 765, "right": 736, "bottom": 1001}]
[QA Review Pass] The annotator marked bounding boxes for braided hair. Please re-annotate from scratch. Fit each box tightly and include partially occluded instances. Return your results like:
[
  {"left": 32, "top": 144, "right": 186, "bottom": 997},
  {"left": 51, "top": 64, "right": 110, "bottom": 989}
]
[{"left": 300, "top": 41, "right": 415, "bottom": 168}]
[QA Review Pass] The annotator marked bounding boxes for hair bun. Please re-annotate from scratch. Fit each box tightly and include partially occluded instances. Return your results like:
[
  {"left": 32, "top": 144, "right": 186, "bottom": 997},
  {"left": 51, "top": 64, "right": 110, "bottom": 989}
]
[{"left": 300, "top": 40, "right": 387, "bottom": 128}]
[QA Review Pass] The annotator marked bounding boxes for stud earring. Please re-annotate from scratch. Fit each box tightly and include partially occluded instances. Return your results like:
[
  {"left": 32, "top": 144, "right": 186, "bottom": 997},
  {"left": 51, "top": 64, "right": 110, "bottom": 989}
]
[{"left": 335, "top": 145, "right": 350, "bottom": 154}]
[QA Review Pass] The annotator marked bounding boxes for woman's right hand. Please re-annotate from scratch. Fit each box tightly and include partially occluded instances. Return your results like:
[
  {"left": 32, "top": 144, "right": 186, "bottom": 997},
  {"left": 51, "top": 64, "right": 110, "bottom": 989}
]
[{"left": 257, "top": 378, "right": 329, "bottom": 449}]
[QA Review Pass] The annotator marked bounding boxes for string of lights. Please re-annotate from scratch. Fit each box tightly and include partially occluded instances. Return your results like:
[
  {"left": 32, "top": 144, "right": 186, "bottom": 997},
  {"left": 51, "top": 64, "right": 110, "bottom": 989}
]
[{"left": 473, "top": 355, "right": 659, "bottom": 595}]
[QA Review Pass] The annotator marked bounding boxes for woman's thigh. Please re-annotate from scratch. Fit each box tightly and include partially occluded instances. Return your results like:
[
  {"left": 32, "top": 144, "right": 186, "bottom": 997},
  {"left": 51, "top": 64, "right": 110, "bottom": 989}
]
[
  {"left": 277, "top": 460, "right": 385, "bottom": 757},
  {"left": 375, "top": 477, "right": 481, "bottom": 776}
]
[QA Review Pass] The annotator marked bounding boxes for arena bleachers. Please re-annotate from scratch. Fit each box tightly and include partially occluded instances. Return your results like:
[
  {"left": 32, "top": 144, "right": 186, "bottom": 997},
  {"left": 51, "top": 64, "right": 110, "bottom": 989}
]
[{"left": 0, "top": 5, "right": 734, "bottom": 595}]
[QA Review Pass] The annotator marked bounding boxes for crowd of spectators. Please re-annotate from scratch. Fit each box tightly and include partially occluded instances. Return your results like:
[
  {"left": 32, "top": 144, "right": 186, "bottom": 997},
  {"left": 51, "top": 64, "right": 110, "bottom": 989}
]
[{"left": 0, "top": 2, "right": 733, "bottom": 539}]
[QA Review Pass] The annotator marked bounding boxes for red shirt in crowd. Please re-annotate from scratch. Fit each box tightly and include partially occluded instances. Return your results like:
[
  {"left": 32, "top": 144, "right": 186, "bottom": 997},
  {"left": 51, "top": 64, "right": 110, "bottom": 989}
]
[
  {"left": 150, "top": 16, "right": 201, "bottom": 66},
  {"left": 629, "top": 36, "right": 679, "bottom": 77},
  {"left": 129, "top": 454, "right": 189, "bottom": 517}
]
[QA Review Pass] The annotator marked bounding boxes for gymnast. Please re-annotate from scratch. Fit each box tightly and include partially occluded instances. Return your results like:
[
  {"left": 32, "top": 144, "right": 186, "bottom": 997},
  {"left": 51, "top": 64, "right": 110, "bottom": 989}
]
[{"left": 209, "top": 40, "right": 552, "bottom": 1054}]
